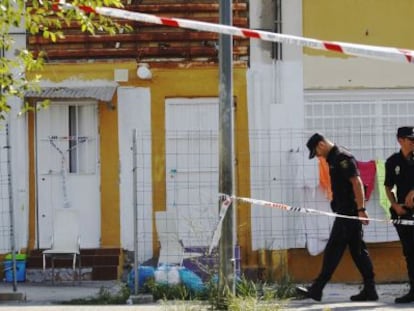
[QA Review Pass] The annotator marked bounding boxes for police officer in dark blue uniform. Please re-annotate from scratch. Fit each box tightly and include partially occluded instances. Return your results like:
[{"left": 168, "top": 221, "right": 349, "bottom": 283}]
[
  {"left": 385, "top": 126, "right": 414, "bottom": 303},
  {"left": 296, "top": 133, "right": 378, "bottom": 302}
]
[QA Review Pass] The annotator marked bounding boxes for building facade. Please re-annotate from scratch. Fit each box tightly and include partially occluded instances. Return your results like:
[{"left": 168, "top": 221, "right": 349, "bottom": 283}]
[{"left": 2, "top": 0, "right": 413, "bottom": 282}]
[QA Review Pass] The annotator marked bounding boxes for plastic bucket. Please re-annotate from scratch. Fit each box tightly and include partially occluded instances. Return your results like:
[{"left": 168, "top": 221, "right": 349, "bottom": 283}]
[{"left": 3, "top": 254, "right": 26, "bottom": 282}]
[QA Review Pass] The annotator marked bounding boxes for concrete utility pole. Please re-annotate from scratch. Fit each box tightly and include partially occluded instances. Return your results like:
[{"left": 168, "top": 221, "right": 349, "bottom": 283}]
[{"left": 218, "top": 0, "right": 235, "bottom": 305}]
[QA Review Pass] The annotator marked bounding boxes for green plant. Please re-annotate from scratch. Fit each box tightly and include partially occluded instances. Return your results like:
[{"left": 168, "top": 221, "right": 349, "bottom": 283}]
[
  {"left": 143, "top": 273, "right": 218, "bottom": 302},
  {"left": 273, "top": 275, "right": 297, "bottom": 299},
  {"left": 236, "top": 276, "right": 259, "bottom": 298},
  {"left": 204, "top": 275, "right": 219, "bottom": 306},
  {"left": 146, "top": 278, "right": 193, "bottom": 301},
  {"left": 0, "top": 0, "right": 131, "bottom": 118},
  {"left": 227, "top": 295, "right": 282, "bottom": 311},
  {"left": 213, "top": 274, "right": 297, "bottom": 310},
  {"left": 142, "top": 272, "right": 295, "bottom": 310},
  {"left": 61, "top": 284, "right": 130, "bottom": 305},
  {"left": 225, "top": 277, "right": 284, "bottom": 311}
]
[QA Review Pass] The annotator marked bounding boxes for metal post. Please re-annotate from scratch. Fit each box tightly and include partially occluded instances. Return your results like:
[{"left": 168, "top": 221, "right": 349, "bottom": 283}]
[
  {"left": 218, "top": 0, "right": 235, "bottom": 304},
  {"left": 6, "top": 124, "right": 17, "bottom": 292},
  {"left": 132, "top": 129, "right": 139, "bottom": 295}
]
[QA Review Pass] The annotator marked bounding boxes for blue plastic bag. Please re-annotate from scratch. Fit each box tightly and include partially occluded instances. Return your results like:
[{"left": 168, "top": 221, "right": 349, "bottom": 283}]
[
  {"left": 127, "top": 266, "right": 155, "bottom": 290},
  {"left": 179, "top": 268, "right": 205, "bottom": 293}
]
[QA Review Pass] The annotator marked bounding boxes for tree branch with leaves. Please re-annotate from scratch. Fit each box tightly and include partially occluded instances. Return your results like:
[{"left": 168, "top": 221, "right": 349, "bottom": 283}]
[{"left": 0, "top": 0, "right": 130, "bottom": 118}]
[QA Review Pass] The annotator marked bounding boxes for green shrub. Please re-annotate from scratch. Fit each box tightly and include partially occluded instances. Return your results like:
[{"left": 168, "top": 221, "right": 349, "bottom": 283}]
[
  {"left": 61, "top": 284, "right": 130, "bottom": 305},
  {"left": 142, "top": 272, "right": 296, "bottom": 310}
]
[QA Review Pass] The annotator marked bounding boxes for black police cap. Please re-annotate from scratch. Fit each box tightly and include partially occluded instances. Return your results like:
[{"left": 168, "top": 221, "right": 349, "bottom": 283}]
[
  {"left": 397, "top": 126, "right": 414, "bottom": 138},
  {"left": 306, "top": 133, "right": 325, "bottom": 159}
]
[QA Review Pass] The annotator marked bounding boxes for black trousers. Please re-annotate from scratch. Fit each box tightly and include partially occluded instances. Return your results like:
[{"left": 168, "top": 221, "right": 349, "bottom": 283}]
[
  {"left": 395, "top": 223, "right": 414, "bottom": 285},
  {"left": 314, "top": 217, "right": 375, "bottom": 288}
]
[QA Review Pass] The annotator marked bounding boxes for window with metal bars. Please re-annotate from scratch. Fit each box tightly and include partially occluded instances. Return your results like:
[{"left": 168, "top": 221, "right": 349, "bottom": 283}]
[
  {"left": 67, "top": 104, "right": 97, "bottom": 174},
  {"left": 305, "top": 90, "right": 414, "bottom": 160}
]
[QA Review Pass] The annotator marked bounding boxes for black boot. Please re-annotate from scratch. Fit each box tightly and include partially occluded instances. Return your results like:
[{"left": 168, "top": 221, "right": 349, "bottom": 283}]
[
  {"left": 350, "top": 281, "right": 378, "bottom": 301},
  {"left": 395, "top": 281, "right": 414, "bottom": 303},
  {"left": 296, "top": 283, "right": 323, "bottom": 301},
  {"left": 350, "top": 288, "right": 378, "bottom": 301},
  {"left": 395, "top": 290, "right": 414, "bottom": 303}
]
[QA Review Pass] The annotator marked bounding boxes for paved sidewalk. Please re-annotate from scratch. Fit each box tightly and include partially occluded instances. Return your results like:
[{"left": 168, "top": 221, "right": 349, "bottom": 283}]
[
  {"left": 286, "top": 282, "right": 414, "bottom": 310},
  {"left": 0, "top": 280, "right": 120, "bottom": 305},
  {"left": 0, "top": 281, "right": 413, "bottom": 310}
]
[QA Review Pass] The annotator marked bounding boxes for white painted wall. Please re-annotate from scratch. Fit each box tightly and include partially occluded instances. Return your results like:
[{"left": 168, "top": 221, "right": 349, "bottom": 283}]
[
  {"left": 248, "top": 0, "right": 306, "bottom": 250},
  {"left": 247, "top": 0, "right": 413, "bottom": 252},
  {"left": 8, "top": 28, "right": 29, "bottom": 252},
  {"left": 248, "top": 0, "right": 304, "bottom": 130},
  {"left": 118, "top": 87, "right": 153, "bottom": 262}
]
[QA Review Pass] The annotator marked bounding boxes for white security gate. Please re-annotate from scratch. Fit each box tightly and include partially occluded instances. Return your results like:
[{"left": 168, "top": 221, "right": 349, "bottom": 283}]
[
  {"left": 36, "top": 102, "right": 100, "bottom": 248},
  {"left": 165, "top": 98, "right": 219, "bottom": 247}
]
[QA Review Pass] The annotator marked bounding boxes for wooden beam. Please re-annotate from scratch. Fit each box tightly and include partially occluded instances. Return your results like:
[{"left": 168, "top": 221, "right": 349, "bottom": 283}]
[
  {"left": 29, "top": 31, "right": 249, "bottom": 45},
  {"left": 30, "top": 46, "right": 248, "bottom": 59},
  {"left": 125, "top": 3, "right": 247, "bottom": 13}
]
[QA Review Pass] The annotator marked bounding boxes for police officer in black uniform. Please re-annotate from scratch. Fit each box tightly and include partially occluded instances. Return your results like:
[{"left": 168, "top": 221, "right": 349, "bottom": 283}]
[
  {"left": 384, "top": 126, "right": 414, "bottom": 303},
  {"left": 296, "top": 133, "right": 378, "bottom": 302}
]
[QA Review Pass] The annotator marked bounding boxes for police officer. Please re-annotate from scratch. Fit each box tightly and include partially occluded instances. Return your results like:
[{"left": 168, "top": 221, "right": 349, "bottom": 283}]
[
  {"left": 296, "top": 133, "right": 378, "bottom": 302},
  {"left": 384, "top": 126, "right": 414, "bottom": 303}
]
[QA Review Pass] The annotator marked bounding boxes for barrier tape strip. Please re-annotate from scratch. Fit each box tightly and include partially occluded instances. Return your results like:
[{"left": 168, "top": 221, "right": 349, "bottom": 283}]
[
  {"left": 57, "top": 2, "right": 414, "bottom": 64},
  {"left": 222, "top": 194, "right": 414, "bottom": 226},
  {"left": 207, "top": 193, "right": 413, "bottom": 253},
  {"left": 208, "top": 197, "right": 232, "bottom": 255}
]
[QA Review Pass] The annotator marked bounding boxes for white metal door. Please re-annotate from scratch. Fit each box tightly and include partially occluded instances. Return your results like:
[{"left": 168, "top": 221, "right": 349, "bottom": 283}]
[
  {"left": 165, "top": 98, "right": 219, "bottom": 247},
  {"left": 37, "top": 102, "right": 100, "bottom": 248}
]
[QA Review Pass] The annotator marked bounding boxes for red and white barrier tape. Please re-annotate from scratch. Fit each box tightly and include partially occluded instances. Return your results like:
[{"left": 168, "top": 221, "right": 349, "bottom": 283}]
[
  {"left": 207, "top": 194, "right": 412, "bottom": 253},
  {"left": 208, "top": 197, "right": 232, "bottom": 255},
  {"left": 220, "top": 194, "right": 414, "bottom": 226},
  {"left": 58, "top": 2, "right": 414, "bottom": 64}
]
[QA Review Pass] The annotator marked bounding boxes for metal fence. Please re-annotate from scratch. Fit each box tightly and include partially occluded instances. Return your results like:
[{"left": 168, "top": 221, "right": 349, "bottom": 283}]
[
  {"left": 129, "top": 125, "right": 409, "bottom": 290},
  {"left": 0, "top": 124, "right": 18, "bottom": 290}
]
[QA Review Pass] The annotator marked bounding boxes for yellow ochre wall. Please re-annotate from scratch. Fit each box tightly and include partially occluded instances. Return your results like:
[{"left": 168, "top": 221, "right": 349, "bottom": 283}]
[
  {"left": 145, "top": 65, "right": 251, "bottom": 262},
  {"left": 303, "top": 0, "right": 414, "bottom": 58},
  {"left": 26, "top": 60, "right": 407, "bottom": 283},
  {"left": 27, "top": 62, "right": 121, "bottom": 249},
  {"left": 27, "top": 62, "right": 252, "bottom": 265}
]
